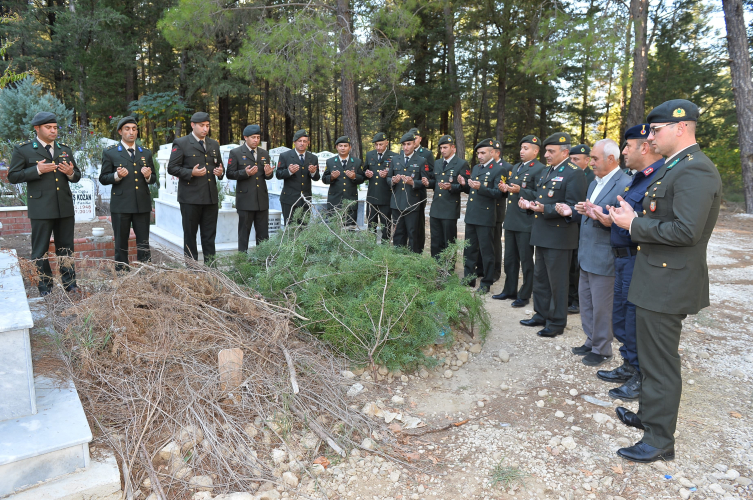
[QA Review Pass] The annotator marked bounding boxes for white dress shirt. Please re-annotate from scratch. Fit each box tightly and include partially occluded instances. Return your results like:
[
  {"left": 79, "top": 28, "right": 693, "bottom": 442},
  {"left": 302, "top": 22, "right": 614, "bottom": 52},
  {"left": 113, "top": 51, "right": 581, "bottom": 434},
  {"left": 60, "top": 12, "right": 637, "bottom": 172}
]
[{"left": 589, "top": 166, "right": 620, "bottom": 202}]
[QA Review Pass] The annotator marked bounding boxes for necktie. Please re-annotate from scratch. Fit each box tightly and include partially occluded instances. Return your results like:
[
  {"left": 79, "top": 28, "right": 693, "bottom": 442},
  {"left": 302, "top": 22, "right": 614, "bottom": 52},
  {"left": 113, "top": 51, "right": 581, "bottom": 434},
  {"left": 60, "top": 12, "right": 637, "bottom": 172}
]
[
  {"left": 128, "top": 148, "right": 135, "bottom": 160},
  {"left": 299, "top": 154, "right": 305, "bottom": 164},
  {"left": 443, "top": 160, "right": 448, "bottom": 169},
  {"left": 249, "top": 149, "right": 255, "bottom": 162},
  {"left": 45, "top": 144, "right": 52, "bottom": 157},
  {"left": 199, "top": 140, "right": 205, "bottom": 151},
  {"left": 378, "top": 153, "right": 382, "bottom": 162}
]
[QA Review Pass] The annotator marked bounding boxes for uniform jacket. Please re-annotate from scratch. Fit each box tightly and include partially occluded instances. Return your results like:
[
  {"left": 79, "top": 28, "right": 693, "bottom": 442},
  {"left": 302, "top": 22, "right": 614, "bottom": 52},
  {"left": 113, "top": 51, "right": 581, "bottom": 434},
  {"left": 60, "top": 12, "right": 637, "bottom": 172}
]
[
  {"left": 226, "top": 145, "right": 273, "bottom": 212},
  {"left": 414, "top": 146, "right": 435, "bottom": 202},
  {"left": 167, "top": 134, "right": 224, "bottom": 205},
  {"left": 428, "top": 155, "right": 469, "bottom": 220},
  {"left": 628, "top": 144, "right": 722, "bottom": 315},
  {"left": 8, "top": 139, "right": 82, "bottom": 219},
  {"left": 99, "top": 143, "right": 156, "bottom": 214},
  {"left": 364, "top": 149, "right": 394, "bottom": 206},
  {"left": 607, "top": 160, "right": 663, "bottom": 248},
  {"left": 387, "top": 153, "right": 431, "bottom": 213},
  {"left": 275, "top": 149, "right": 320, "bottom": 205},
  {"left": 323, "top": 155, "right": 364, "bottom": 206},
  {"left": 529, "top": 159, "right": 587, "bottom": 250},
  {"left": 495, "top": 159, "right": 512, "bottom": 224},
  {"left": 461, "top": 161, "right": 505, "bottom": 227},
  {"left": 503, "top": 159, "right": 546, "bottom": 232}
]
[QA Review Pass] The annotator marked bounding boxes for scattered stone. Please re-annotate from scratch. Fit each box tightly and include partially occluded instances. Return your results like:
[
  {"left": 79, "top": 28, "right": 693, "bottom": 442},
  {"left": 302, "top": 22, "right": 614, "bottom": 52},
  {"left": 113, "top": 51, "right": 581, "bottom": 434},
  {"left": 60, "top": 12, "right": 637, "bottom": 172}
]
[
  {"left": 593, "top": 412, "right": 611, "bottom": 424},
  {"left": 378, "top": 365, "right": 389, "bottom": 376},
  {"left": 351, "top": 367, "right": 365, "bottom": 376},
  {"left": 714, "top": 463, "right": 728, "bottom": 472},
  {"left": 709, "top": 483, "right": 725, "bottom": 494},
  {"left": 389, "top": 471, "right": 401, "bottom": 482},
  {"left": 538, "top": 389, "right": 549, "bottom": 397},
  {"left": 215, "top": 494, "right": 255, "bottom": 500},
  {"left": 444, "top": 369, "right": 453, "bottom": 378},
  {"left": 601, "top": 476, "right": 613, "bottom": 487},
  {"left": 418, "top": 368, "right": 429, "bottom": 379},
  {"left": 157, "top": 441, "right": 182, "bottom": 463},
  {"left": 498, "top": 349, "right": 510, "bottom": 362},
  {"left": 401, "top": 375, "right": 409, "bottom": 382},
  {"left": 282, "top": 471, "right": 299, "bottom": 487},
  {"left": 569, "top": 389, "right": 579, "bottom": 396},
  {"left": 146, "top": 495, "right": 159, "bottom": 500},
  {"left": 174, "top": 466, "right": 192, "bottom": 480},
  {"left": 724, "top": 469, "right": 740, "bottom": 480},
  {"left": 581, "top": 395, "right": 612, "bottom": 407},
  {"left": 583, "top": 483, "right": 591, "bottom": 491},
  {"left": 687, "top": 380, "right": 695, "bottom": 385},
  {"left": 745, "top": 355, "right": 753, "bottom": 363},
  {"left": 477, "top": 401, "right": 485, "bottom": 408},
  {"left": 402, "top": 416, "right": 423, "bottom": 429},
  {"left": 555, "top": 411, "right": 565, "bottom": 418},
  {"left": 362, "top": 402, "right": 385, "bottom": 418},
  {"left": 383, "top": 411, "right": 399, "bottom": 423},
  {"left": 678, "top": 477, "right": 695, "bottom": 488},
  {"left": 189, "top": 475, "right": 214, "bottom": 492},
  {"left": 311, "top": 464, "right": 326, "bottom": 476},
  {"left": 341, "top": 370, "right": 355, "bottom": 379},
  {"left": 347, "top": 383, "right": 364, "bottom": 397},
  {"left": 535, "top": 400, "right": 545, "bottom": 407},
  {"left": 698, "top": 351, "right": 710, "bottom": 359},
  {"left": 271, "top": 448, "right": 287, "bottom": 464},
  {"left": 391, "top": 395, "right": 405, "bottom": 405},
  {"left": 192, "top": 493, "right": 213, "bottom": 500},
  {"left": 679, "top": 488, "right": 691, "bottom": 500},
  {"left": 469, "top": 343, "right": 482, "bottom": 354},
  {"left": 177, "top": 425, "right": 204, "bottom": 446},
  {"left": 361, "top": 438, "right": 376, "bottom": 450},
  {"left": 457, "top": 351, "right": 469, "bottom": 363},
  {"left": 500, "top": 384, "right": 510, "bottom": 391},
  {"left": 736, "top": 477, "right": 752, "bottom": 486},
  {"left": 257, "top": 491, "right": 281, "bottom": 500},
  {"left": 731, "top": 368, "right": 745, "bottom": 378},
  {"left": 417, "top": 485, "right": 426, "bottom": 493},
  {"left": 142, "top": 477, "right": 152, "bottom": 489},
  {"left": 300, "top": 432, "right": 318, "bottom": 449},
  {"left": 561, "top": 436, "right": 576, "bottom": 450}
]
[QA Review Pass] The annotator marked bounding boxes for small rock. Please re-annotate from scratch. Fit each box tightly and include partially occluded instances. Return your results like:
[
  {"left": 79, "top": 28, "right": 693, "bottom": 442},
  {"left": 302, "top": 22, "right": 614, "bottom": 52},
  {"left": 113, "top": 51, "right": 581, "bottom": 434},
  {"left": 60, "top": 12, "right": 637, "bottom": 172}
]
[
  {"left": 538, "top": 389, "right": 549, "bottom": 397},
  {"left": 361, "top": 438, "right": 376, "bottom": 450},
  {"left": 714, "top": 463, "right": 728, "bottom": 472},
  {"left": 383, "top": 411, "right": 398, "bottom": 423},
  {"left": 142, "top": 477, "right": 152, "bottom": 488},
  {"left": 724, "top": 469, "right": 740, "bottom": 480},
  {"left": 389, "top": 471, "right": 400, "bottom": 482},
  {"left": 282, "top": 471, "right": 299, "bottom": 487},
  {"left": 498, "top": 349, "right": 510, "bottom": 362},
  {"left": 687, "top": 379, "right": 695, "bottom": 385},
  {"left": 583, "top": 483, "right": 591, "bottom": 491},
  {"left": 271, "top": 448, "right": 287, "bottom": 464},
  {"left": 457, "top": 351, "right": 469, "bottom": 363},
  {"left": 744, "top": 355, "right": 753, "bottom": 363},
  {"left": 146, "top": 495, "right": 159, "bottom": 500},
  {"left": 469, "top": 343, "right": 482, "bottom": 354},
  {"left": 418, "top": 369, "right": 429, "bottom": 379},
  {"left": 347, "top": 383, "right": 364, "bottom": 397},
  {"left": 535, "top": 400, "right": 545, "bottom": 407},
  {"left": 678, "top": 477, "right": 695, "bottom": 488},
  {"left": 192, "top": 493, "right": 213, "bottom": 500},
  {"left": 444, "top": 369, "right": 453, "bottom": 378},
  {"left": 189, "top": 475, "right": 214, "bottom": 492},
  {"left": 698, "top": 351, "right": 710, "bottom": 359},
  {"left": 569, "top": 389, "right": 579, "bottom": 396},
  {"left": 174, "top": 466, "right": 192, "bottom": 480},
  {"left": 477, "top": 401, "right": 485, "bottom": 408},
  {"left": 616, "top": 437, "right": 631, "bottom": 448},
  {"left": 500, "top": 384, "right": 510, "bottom": 391},
  {"left": 311, "top": 463, "right": 325, "bottom": 476},
  {"left": 561, "top": 436, "right": 576, "bottom": 450},
  {"left": 257, "top": 491, "right": 281, "bottom": 500},
  {"left": 341, "top": 370, "right": 355, "bottom": 379},
  {"left": 555, "top": 411, "right": 565, "bottom": 418},
  {"left": 391, "top": 395, "right": 405, "bottom": 405},
  {"left": 731, "top": 368, "right": 745, "bottom": 378},
  {"left": 362, "top": 402, "right": 384, "bottom": 418},
  {"left": 300, "top": 432, "right": 318, "bottom": 449},
  {"left": 215, "top": 494, "right": 255, "bottom": 500},
  {"left": 351, "top": 367, "right": 365, "bottom": 376},
  {"left": 417, "top": 485, "right": 426, "bottom": 493},
  {"left": 593, "top": 412, "right": 611, "bottom": 424},
  {"left": 157, "top": 441, "right": 182, "bottom": 462},
  {"left": 679, "top": 488, "right": 691, "bottom": 500},
  {"left": 736, "top": 476, "right": 752, "bottom": 486},
  {"left": 378, "top": 365, "right": 389, "bottom": 376},
  {"left": 709, "top": 483, "right": 725, "bottom": 494},
  {"left": 601, "top": 476, "right": 613, "bottom": 487},
  {"left": 401, "top": 374, "right": 409, "bottom": 382}
]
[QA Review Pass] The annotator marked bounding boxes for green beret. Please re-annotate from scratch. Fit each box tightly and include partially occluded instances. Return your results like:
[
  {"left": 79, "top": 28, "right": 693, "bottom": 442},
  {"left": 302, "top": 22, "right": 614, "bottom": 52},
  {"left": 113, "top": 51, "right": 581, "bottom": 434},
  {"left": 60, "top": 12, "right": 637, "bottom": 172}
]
[
  {"left": 293, "top": 129, "right": 309, "bottom": 142},
  {"left": 475, "top": 138, "right": 495, "bottom": 151},
  {"left": 570, "top": 144, "right": 590, "bottom": 156},
  {"left": 646, "top": 99, "right": 699, "bottom": 124},
  {"left": 31, "top": 112, "right": 57, "bottom": 127},
  {"left": 408, "top": 127, "right": 421, "bottom": 137},
  {"left": 542, "top": 132, "right": 572, "bottom": 147},
  {"left": 335, "top": 135, "right": 351, "bottom": 146},
  {"left": 438, "top": 135, "right": 455, "bottom": 146},
  {"left": 191, "top": 112, "right": 210, "bottom": 123},
  {"left": 400, "top": 132, "right": 416, "bottom": 144},
  {"left": 117, "top": 116, "right": 138, "bottom": 131},
  {"left": 243, "top": 124, "right": 261, "bottom": 137},
  {"left": 372, "top": 132, "right": 387, "bottom": 143},
  {"left": 519, "top": 135, "right": 540, "bottom": 147}
]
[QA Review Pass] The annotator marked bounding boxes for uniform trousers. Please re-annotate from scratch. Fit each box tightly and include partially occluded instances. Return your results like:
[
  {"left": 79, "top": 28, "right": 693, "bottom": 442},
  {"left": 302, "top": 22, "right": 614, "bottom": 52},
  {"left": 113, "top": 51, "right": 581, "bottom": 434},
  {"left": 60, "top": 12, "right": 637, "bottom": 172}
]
[
  {"left": 501, "top": 229, "right": 535, "bottom": 300},
  {"left": 579, "top": 269, "right": 615, "bottom": 356},
  {"left": 392, "top": 210, "right": 422, "bottom": 253},
  {"left": 238, "top": 209, "right": 269, "bottom": 252},
  {"left": 429, "top": 217, "right": 457, "bottom": 258},
  {"left": 367, "top": 204, "right": 391, "bottom": 241},
  {"left": 463, "top": 224, "right": 494, "bottom": 289},
  {"left": 493, "top": 222, "right": 503, "bottom": 281},
  {"left": 180, "top": 203, "right": 218, "bottom": 262},
  {"left": 30, "top": 216, "right": 77, "bottom": 293},
  {"left": 613, "top": 254, "right": 639, "bottom": 371},
  {"left": 532, "top": 247, "right": 572, "bottom": 331},
  {"left": 569, "top": 247, "right": 580, "bottom": 307},
  {"left": 111, "top": 212, "right": 151, "bottom": 270}
]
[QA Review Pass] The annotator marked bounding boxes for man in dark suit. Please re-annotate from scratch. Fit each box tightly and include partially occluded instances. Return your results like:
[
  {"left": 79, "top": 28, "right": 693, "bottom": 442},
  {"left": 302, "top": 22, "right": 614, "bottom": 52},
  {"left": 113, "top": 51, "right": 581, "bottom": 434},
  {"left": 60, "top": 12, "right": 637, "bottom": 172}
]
[
  {"left": 364, "top": 133, "right": 394, "bottom": 241},
  {"left": 610, "top": 100, "right": 722, "bottom": 463},
  {"left": 8, "top": 112, "right": 81, "bottom": 295},
  {"left": 226, "top": 124, "right": 273, "bottom": 252},
  {"left": 493, "top": 135, "right": 545, "bottom": 307},
  {"left": 167, "top": 111, "right": 224, "bottom": 263},
  {"left": 567, "top": 144, "right": 593, "bottom": 313},
  {"left": 458, "top": 139, "right": 505, "bottom": 294},
  {"left": 408, "top": 127, "right": 434, "bottom": 252},
  {"left": 99, "top": 116, "right": 156, "bottom": 271},
  {"left": 519, "top": 132, "right": 587, "bottom": 337},
  {"left": 323, "top": 136, "right": 364, "bottom": 226},
  {"left": 428, "top": 134, "right": 468, "bottom": 259},
  {"left": 276, "top": 129, "right": 320, "bottom": 224},
  {"left": 388, "top": 132, "right": 431, "bottom": 253}
]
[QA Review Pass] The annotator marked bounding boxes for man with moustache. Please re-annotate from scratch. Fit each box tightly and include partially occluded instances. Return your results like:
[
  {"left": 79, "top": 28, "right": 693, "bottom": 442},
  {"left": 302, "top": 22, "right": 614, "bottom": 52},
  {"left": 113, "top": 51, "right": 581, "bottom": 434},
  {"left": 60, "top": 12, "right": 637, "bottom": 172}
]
[
  {"left": 276, "top": 129, "right": 320, "bottom": 224},
  {"left": 323, "top": 136, "right": 364, "bottom": 226},
  {"left": 428, "top": 134, "right": 468, "bottom": 259},
  {"left": 388, "top": 132, "right": 431, "bottom": 253},
  {"left": 364, "top": 132, "right": 394, "bottom": 241}
]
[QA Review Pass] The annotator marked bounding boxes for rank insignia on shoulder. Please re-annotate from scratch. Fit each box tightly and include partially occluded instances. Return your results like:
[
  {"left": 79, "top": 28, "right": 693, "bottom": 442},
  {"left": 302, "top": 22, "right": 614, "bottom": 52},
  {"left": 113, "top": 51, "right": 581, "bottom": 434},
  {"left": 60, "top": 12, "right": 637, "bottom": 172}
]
[
  {"left": 32, "top": 142, "right": 38, "bottom": 149},
  {"left": 571, "top": 165, "right": 578, "bottom": 169},
  {"left": 625, "top": 187, "right": 630, "bottom": 192},
  {"left": 118, "top": 145, "right": 123, "bottom": 151},
  {"left": 20, "top": 140, "right": 29, "bottom": 146},
  {"left": 138, "top": 146, "right": 143, "bottom": 152},
  {"left": 559, "top": 166, "right": 564, "bottom": 172}
]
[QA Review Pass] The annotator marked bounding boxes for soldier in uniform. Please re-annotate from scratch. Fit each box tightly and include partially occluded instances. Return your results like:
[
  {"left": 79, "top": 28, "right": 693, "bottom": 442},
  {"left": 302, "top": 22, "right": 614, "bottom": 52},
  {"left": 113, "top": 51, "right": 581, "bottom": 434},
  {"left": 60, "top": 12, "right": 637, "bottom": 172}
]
[
  {"left": 567, "top": 144, "right": 592, "bottom": 314},
  {"left": 428, "top": 134, "right": 469, "bottom": 259},
  {"left": 490, "top": 140, "right": 511, "bottom": 281},
  {"left": 388, "top": 132, "right": 431, "bottom": 253},
  {"left": 167, "top": 111, "right": 225, "bottom": 263},
  {"left": 492, "top": 135, "right": 546, "bottom": 307},
  {"left": 323, "top": 136, "right": 364, "bottom": 226},
  {"left": 519, "top": 132, "right": 587, "bottom": 337},
  {"left": 458, "top": 139, "right": 505, "bottom": 294},
  {"left": 610, "top": 100, "right": 722, "bottom": 463},
  {"left": 570, "top": 145, "right": 595, "bottom": 184},
  {"left": 276, "top": 129, "right": 320, "bottom": 224},
  {"left": 226, "top": 124, "right": 274, "bottom": 252},
  {"left": 99, "top": 116, "right": 156, "bottom": 271},
  {"left": 363, "top": 132, "right": 394, "bottom": 241},
  {"left": 408, "top": 127, "right": 434, "bottom": 252},
  {"left": 8, "top": 112, "right": 81, "bottom": 295}
]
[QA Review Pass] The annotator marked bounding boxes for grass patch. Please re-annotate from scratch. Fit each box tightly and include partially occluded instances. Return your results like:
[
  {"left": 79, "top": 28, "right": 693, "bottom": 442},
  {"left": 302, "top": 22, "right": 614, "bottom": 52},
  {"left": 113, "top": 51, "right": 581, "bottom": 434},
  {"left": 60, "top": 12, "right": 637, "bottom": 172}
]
[{"left": 489, "top": 459, "right": 529, "bottom": 489}]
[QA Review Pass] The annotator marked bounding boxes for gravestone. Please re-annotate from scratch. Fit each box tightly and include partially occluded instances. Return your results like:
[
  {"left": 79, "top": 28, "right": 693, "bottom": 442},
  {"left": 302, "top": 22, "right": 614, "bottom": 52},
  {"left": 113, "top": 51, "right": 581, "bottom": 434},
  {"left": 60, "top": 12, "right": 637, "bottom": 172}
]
[{"left": 71, "top": 177, "right": 96, "bottom": 222}]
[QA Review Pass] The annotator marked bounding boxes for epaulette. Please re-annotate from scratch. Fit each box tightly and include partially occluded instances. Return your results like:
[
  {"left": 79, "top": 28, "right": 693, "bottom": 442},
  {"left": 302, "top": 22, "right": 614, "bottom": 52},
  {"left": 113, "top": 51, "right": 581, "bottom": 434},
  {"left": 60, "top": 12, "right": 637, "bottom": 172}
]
[
  {"left": 19, "top": 140, "right": 30, "bottom": 146},
  {"left": 58, "top": 142, "right": 68, "bottom": 147},
  {"left": 571, "top": 165, "right": 578, "bottom": 169},
  {"left": 106, "top": 144, "right": 117, "bottom": 150}
]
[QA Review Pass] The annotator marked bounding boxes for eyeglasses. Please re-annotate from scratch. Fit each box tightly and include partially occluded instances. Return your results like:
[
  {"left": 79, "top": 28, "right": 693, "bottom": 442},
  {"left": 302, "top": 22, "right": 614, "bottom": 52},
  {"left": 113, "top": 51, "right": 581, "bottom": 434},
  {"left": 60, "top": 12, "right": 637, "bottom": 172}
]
[{"left": 648, "top": 123, "right": 677, "bottom": 136}]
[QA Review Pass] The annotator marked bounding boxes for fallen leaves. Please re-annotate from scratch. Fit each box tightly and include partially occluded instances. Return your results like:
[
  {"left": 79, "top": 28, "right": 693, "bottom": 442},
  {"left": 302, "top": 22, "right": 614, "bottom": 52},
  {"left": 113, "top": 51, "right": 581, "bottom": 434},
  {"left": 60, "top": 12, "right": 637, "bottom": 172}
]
[
  {"left": 313, "top": 456, "right": 330, "bottom": 468},
  {"left": 611, "top": 464, "right": 624, "bottom": 474},
  {"left": 730, "top": 411, "right": 743, "bottom": 418}
]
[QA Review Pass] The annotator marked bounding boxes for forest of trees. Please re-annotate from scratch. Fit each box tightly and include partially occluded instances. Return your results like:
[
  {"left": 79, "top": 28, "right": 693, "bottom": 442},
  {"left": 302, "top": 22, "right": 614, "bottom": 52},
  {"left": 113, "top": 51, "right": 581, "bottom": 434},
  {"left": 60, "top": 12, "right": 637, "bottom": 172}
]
[{"left": 0, "top": 0, "right": 751, "bottom": 205}]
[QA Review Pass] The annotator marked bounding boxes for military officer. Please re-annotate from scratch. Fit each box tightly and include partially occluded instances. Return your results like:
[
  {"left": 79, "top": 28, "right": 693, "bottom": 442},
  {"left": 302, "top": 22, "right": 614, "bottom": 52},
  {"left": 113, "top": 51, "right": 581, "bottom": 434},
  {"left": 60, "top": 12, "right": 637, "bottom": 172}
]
[
  {"left": 226, "top": 124, "right": 274, "bottom": 252},
  {"left": 364, "top": 132, "right": 394, "bottom": 241},
  {"left": 428, "top": 134, "right": 469, "bottom": 259},
  {"left": 99, "top": 116, "right": 156, "bottom": 271},
  {"left": 8, "top": 112, "right": 81, "bottom": 295},
  {"left": 519, "top": 132, "right": 587, "bottom": 337},
  {"left": 458, "top": 139, "right": 505, "bottom": 294},
  {"left": 610, "top": 100, "right": 722, "bottom": 463},
  {"left": 566, "top": 143, "right": 592, "bottom": 313},
  {"left": 167, "top": 111, "right": 225, "bottom": 263},
  {"left": 408, "top": 127, "right": 434, "bottom": 252},
  {"left": 570, "top": 145, "right": 595, "bottom": 184},
  {"left": 323, "top": 136, "right": 364, "bottom": 226},
  {"left": 490, "top": 140, "right": 511, "bottom": 281},
  {"left": 276, "top": 129, "right": 320, "bottom": 224},
  {"left": 388, "top": 132, "right": 431, "bottom": 253},
  {"left": 492, "top": 135, "right": 546, "bottom": 307}
]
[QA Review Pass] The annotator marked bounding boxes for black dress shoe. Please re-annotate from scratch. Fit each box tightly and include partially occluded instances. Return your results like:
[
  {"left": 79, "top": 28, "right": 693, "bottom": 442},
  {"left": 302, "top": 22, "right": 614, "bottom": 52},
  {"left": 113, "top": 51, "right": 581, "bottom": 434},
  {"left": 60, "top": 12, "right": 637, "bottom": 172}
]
[
  {"left": 609, "top": 372, "right": 641, "bottom": 400},
  {"left": 511, "top": 298, "right": 529, "bottom": 308},
  {"left": 582, "top": 352, "right": 612, "bottom": 366},
  {"left": 492, "top": 292, "right": 513, "bottom": 300},
  {"left": 568, "top": 304, "right": 580, "bottom": 314},
  {"left": 571, "top": 344, "right": 592, "bottom": 356},
  {"left": 615, "top": 406, "right": 644, "bottom": 430},
  {"left": 617, "top": 441, "right": 674, "bottom": 463},
  {"left": 520, "top": 318, "right": 545, "bottom": 327},
  {"left": 597, "top": 359, "right": 636, "bottom": 383},
  {"left": 536, "top": 327, "right": 563, "bottom": 337}
]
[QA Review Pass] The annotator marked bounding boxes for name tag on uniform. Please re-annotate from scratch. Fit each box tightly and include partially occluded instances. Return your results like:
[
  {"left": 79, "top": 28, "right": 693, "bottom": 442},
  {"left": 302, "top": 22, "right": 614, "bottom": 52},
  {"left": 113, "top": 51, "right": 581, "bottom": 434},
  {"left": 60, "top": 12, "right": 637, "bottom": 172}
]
[{"left": 553, "top": 176, "right": 564, "bottom": 182}]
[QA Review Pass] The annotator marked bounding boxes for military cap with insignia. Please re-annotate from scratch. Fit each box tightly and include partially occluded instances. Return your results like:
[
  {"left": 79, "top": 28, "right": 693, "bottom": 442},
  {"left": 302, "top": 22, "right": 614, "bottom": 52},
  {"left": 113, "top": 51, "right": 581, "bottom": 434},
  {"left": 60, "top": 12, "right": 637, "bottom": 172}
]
[
  {"left": 519, "top": 135, "right": 540, "bottom": 146},
  {"left": 408, "top": 127, "right": 421, "bottom": 137},
  {"left": 438, "top": 134, "right": 455, "bottom": 146},
  {"left": 570, "top": 144, "right": 590, "bottom": 155},
  {"left": 475, "top": 138, "right": 496, "bottom": 151},
  {"left": 372, "top": 132, "right": 387, "bottom": 142},
  {"left": 293, "top": 129, "right": 309, "bottom": 142},
  {"left": 117, "top": 116, "right": 138, "bottom": 131},
  {"left": 542, "top": 132, "right": 572, "bottom": 147},
  {"left": 335, "top": 135, "right": 351, "bottom": 145},
  {"left": 646, "top": 99, "right": 699, "bottom": 123},
  {"left": 493, "top": 140, "right": 502, "bottom": 150},
  {"left": 190, "top": 112, "right": 210, "bottom": 123},
  {"left": 400, "top": 132, "right": 416, "bottom": 144},
  {"left": 624, "top": 123, "right": 650, "bottom": 140},
  {"left": 30, "top": 112, "right": 57, "bottom": 127},
  {"left": 243, "top": 124, "right": 261, "bottom": 136}
]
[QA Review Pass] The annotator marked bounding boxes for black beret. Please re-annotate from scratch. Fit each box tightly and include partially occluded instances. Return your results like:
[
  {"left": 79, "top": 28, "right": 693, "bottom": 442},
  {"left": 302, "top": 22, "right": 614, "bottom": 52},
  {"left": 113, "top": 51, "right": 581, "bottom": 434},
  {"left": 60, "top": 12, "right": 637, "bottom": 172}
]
[
  {"left": 646, "top": 99, "right": 699, "bottom": 124},
  {"left": 493, "top": 140, "right": 502, "bottom": 150},
  {"left": 438, "top": 135, "right": 455, "bottom": 146},
  {"left": 519, "top": 135, "right": 541, "bottom": 147},
  {"left": 191, "top": 112, "right": 210, "bottom": 123},
  {"left": 475, "top": 138, "right": 495, "bottom": 151},
  {"left": 117, "top": 116, "right": 138, "bottom": 131},
  {"left": 372, "top": 132, "right": 387, "bottom": 143},
  {"left": 30, "top": 112, "right": 57, "bottom": 127},
  {"left": 408, "top": 127, "right": 421, "bottom": 137},
  {"left": 400, "top": 132, "right": 416, "bottom": 144},
  {"left": 243, "top": 124, "right": 261, "bottom": 137},
  {"left": 570, "top": 144, "right": 590, "bottom": 156},
  {"left": 335, "top": 135, "right": 351, "bottom": 146},
  {"left": 293, "top": 129, "right": 309, "bottom": 142},
  {"left": 624, "top": 123, "right": 650, "bottom": 140},
  {"left": 542, "top": 132, "right": 572, "bottom": 147}
]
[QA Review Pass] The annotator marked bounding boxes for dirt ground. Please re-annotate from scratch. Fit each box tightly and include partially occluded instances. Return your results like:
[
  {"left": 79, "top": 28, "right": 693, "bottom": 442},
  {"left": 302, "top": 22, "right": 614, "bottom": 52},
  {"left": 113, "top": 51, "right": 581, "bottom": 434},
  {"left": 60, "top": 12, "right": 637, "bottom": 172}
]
[{"left": 0, "top": 220, "right": 114, "bottom": 260}]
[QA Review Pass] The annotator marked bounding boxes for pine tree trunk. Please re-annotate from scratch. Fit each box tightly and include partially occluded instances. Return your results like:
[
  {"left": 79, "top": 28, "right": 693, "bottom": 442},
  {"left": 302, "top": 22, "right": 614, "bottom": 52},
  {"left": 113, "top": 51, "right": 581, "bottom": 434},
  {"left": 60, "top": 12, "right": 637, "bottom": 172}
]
[
  {"left": 723, "top": 0, "right": 753, "bottom": 213},
  {"left": 443, "top": 0, "right": 465, "bottom": 159},
  {"left": 337, "top": 0, "right": 360, "bottom": 158},
  {"left": 626, "top": 0, "right": 649, "bottom": 128}
]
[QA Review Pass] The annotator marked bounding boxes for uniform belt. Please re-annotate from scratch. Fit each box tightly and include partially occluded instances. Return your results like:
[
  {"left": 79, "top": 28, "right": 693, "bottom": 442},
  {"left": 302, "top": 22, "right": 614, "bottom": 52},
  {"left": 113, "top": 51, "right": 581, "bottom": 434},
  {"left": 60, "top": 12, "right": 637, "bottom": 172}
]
[{"left": 612, "top": 247, "right": 638, "bottom": 258}]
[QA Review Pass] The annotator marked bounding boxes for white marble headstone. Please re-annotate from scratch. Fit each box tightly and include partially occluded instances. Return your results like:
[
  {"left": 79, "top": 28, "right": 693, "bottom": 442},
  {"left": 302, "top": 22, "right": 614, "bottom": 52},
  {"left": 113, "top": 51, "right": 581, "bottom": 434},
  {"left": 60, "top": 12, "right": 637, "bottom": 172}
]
[{"left": 71, "top": 178, "right": 96, "bottom": 222}]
